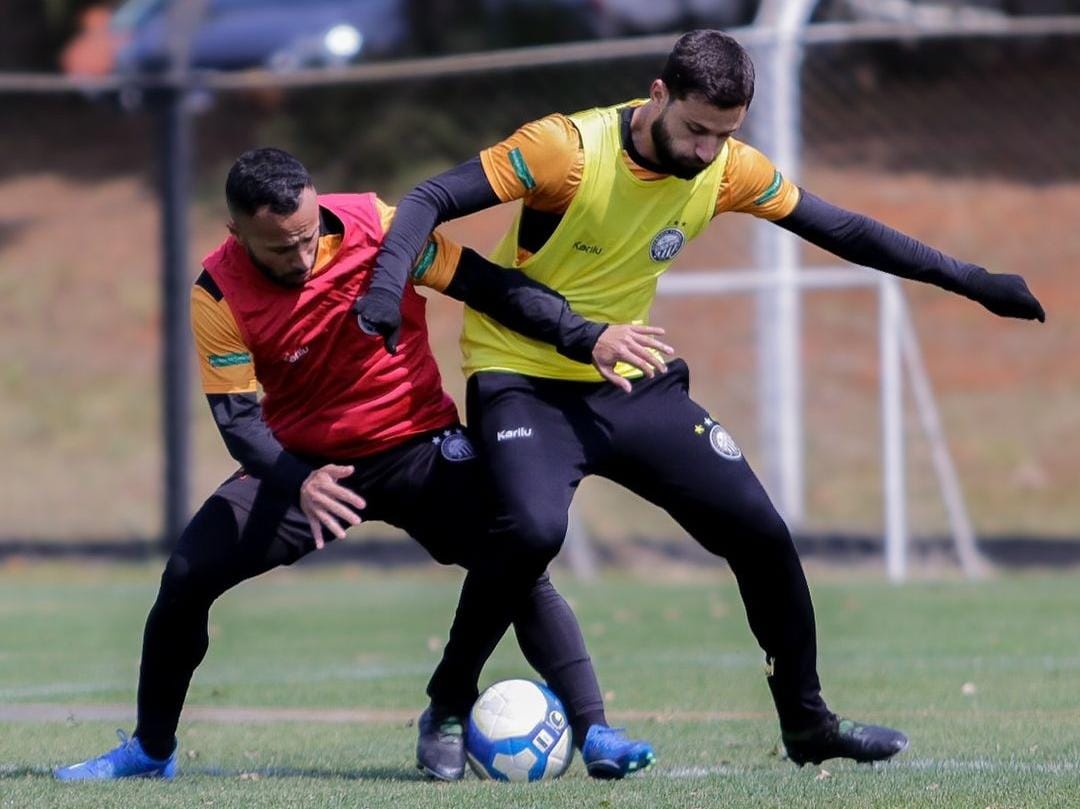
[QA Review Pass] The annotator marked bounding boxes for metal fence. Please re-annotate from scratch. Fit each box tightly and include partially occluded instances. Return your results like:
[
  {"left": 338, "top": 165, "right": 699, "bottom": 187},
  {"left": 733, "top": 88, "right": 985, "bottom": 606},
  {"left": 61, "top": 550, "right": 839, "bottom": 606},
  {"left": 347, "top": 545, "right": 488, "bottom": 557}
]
[{"left": 1, "top": 17, "right": 1077, "bottom": 572}]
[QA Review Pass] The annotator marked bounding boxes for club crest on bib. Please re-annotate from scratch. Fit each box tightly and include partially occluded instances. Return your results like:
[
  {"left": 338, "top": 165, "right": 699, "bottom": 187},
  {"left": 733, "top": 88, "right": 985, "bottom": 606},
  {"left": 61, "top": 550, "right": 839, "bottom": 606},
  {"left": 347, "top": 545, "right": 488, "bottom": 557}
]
[
  {"left": 649, "top": 227, "right": 686, "bottom": 262},
  {"left": 708, "top": 424, "right": 742, "bottom": 460}
]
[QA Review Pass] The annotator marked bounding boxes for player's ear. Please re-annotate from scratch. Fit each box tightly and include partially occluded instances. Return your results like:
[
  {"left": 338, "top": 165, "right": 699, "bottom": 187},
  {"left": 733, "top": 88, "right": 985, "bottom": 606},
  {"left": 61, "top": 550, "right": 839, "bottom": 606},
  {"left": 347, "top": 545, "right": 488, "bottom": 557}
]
[
  {"left": 650, "top": 79, "right": 669, "bottom": 106},
  {"left": 226, "top": 220, "right": 239, "bottom": 238}
]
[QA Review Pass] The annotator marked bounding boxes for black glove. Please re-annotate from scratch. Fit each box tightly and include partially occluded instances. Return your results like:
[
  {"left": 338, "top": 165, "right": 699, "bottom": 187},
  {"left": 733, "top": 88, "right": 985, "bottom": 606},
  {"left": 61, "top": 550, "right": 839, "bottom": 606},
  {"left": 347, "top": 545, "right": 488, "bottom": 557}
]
[
  {"left": 353, "top": 287, "right": 402, "bottom": 354},
  {"left": 963, "top": 266, "right": 1046, "bottom": 322}
]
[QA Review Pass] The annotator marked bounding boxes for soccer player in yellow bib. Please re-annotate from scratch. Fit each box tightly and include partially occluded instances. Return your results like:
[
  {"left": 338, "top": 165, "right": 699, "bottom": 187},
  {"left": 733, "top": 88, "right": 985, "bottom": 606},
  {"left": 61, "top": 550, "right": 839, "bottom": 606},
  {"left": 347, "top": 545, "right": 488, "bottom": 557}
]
[{"left": 355, "top": 31, "right": 1044, "bottom": 768}]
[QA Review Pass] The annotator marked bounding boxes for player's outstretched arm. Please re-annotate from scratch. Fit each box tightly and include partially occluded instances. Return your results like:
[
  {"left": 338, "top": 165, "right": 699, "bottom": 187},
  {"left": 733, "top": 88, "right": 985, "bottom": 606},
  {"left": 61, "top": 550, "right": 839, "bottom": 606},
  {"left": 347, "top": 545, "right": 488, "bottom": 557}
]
[
  {"left": 409, "top": 235, "right": 675, "bottom": 389},
  {"left": 442, "top": 246, "right": 605, "bottom": 363},
  {"left": 448, "top": 252, "right": 674, "bottom": 390},
  {"left": 774, "top": 190, "right": 1045, "bottom": 322},
  {"left": 455, "top": 253, "right": 674, "bottom": 389},
  {"left": 353, "top": 158, "right": 501, "bottom": 348}
]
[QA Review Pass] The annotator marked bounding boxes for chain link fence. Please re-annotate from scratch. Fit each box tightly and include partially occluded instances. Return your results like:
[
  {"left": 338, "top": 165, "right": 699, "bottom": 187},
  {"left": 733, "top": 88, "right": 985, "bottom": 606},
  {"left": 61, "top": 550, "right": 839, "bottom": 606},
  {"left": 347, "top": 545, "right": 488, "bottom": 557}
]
[{"left": 1, "top": 22, "right": 1077, "bottom": 555}]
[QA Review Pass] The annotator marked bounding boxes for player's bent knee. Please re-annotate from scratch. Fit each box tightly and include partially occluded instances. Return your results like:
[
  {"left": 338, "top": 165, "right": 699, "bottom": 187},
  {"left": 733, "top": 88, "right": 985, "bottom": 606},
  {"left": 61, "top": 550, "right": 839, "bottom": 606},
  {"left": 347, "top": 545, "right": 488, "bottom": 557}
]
[
  {"left": 157, "top": 552, "right": 222, "bottom": 604},
  {"left": 503, "top": 508, "right": 568, "bottom": 566},
  {"left": 521, "top": 516, "right": 568, "bottom": 562},
  {"left": 698, "top": 497, "right": 797, "bottom": 561},
  {"left": 747, "top": 507, "right": 799, "bottom": 560}
]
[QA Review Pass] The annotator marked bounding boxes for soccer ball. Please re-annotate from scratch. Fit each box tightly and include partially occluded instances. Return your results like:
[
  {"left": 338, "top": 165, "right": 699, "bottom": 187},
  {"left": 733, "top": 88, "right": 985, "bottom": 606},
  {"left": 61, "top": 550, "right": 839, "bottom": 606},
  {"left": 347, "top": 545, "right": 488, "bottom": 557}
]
[{"left": 465, "top": 679, "right": 573, "bottom": 782}]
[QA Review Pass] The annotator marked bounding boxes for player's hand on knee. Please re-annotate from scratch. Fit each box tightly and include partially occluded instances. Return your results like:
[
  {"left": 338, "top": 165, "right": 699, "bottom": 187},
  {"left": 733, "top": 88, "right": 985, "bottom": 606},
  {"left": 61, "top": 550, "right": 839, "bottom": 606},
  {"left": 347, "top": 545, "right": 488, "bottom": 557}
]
[
  {"left": 299, "top": 464, "right": 366, "bottom": 550},
  {"left": 592, "top": 324, "right": 675, "bottom": 394}
]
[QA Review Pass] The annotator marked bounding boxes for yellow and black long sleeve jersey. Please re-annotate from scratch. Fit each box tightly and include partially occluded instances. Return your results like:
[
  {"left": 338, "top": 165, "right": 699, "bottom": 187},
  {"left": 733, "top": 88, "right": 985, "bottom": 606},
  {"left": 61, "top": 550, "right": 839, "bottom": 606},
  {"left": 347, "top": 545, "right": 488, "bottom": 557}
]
[
  {"left": 369, "top": 100, "right": 1011, "bottom": 379},
  {"left": 479, "top": 104, "right": 799, "bottom": 264}
]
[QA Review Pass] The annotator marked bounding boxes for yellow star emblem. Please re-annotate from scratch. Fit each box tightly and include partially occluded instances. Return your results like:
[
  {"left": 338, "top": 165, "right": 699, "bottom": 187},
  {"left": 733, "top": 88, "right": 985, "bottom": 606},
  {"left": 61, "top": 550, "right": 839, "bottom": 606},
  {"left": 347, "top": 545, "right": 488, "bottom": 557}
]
[{"left": 694, "top": 424, "right": 705, "bottom": 435}]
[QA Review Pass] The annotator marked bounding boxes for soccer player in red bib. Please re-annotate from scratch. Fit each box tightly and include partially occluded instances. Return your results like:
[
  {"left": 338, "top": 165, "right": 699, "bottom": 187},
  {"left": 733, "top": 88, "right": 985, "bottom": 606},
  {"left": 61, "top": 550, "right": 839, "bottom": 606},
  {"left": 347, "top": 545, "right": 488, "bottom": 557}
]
[
  {"left": 54, "top": 148, "right": 664, "bottom": 782},
  {"left": 356, "top": 31, "right": 1045, "bottom": 768}
]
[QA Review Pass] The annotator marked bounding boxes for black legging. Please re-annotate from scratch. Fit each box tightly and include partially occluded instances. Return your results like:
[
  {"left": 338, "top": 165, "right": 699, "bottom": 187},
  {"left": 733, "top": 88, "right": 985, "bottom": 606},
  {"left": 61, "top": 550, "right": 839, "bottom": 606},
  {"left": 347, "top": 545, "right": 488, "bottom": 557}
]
[
  {"left": 134, "top": 435, "right": 605, "bottom": 759},
  {"left": 461, "top": 360, "right": 831, "bottom": 734}
]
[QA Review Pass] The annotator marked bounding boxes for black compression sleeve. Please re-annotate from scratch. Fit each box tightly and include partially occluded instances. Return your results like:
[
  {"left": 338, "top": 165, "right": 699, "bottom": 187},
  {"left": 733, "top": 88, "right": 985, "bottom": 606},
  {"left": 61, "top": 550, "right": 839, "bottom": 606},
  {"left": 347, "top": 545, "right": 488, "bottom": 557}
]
[
  {"left": 207, "top": 393, "right": 314, "bottom": 496},
  {"left": 776, "top": 189, "right": 1045, "bottom": 322},
  {"left": 775, "top": 189, "right": 976, "bottom": 293},
  {"left": 444, "top": 248, "right": 606, "bottom": 364},
  {"left": 370, "top": 157, "right": 501, "bottom": 299}
]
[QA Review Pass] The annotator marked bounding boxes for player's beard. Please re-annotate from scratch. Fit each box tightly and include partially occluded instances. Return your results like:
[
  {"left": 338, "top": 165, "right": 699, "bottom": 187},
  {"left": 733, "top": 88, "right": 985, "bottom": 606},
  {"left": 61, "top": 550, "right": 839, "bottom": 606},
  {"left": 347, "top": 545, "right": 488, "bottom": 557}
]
[
  {"left": 244, "top": 246, "right": 310, "bottom": 288},
  {"left": 651, "top": 112, "right": 712, "bottom": 180}
]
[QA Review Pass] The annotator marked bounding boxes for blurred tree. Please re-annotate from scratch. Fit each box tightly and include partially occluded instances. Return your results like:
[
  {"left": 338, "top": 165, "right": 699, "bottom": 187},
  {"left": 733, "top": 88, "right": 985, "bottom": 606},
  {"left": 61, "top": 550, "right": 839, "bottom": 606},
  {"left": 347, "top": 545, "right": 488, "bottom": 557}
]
[
  {"left": 405, "top": 0, "right": 602, "bottom": 56},
  {"left": 0, "top": 0, "right": 101, "bottom": 70},
  {"left": 483, "top": 1, "right": 604, "bottom": 46},
  {"left": 406, "top": 0, "right": 488, "bottom": 54}
]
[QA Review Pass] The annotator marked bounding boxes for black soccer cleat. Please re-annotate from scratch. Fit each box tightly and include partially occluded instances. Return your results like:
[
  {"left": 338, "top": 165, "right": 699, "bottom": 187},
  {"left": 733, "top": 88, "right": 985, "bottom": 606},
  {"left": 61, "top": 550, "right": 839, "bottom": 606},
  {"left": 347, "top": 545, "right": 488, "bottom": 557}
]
[
  {"left": 782, "top": 715, "right": 908, "bottom": 766},
  {"left": 416, "top": 705, "right": 466, "bottom": 781}
]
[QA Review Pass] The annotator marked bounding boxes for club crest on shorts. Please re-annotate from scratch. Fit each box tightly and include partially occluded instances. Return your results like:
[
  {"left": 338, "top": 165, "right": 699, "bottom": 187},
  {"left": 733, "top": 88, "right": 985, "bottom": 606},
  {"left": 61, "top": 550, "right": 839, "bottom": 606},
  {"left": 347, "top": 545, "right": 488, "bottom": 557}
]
[
  {"left": 649, "top": 227, "right": 686, "bottom": 262},
  {"left": 436, "top": 431, "right": 476, "bottom": 462},
  {"left": 707, "top": 423, "right": 742, "bottom": 461}
]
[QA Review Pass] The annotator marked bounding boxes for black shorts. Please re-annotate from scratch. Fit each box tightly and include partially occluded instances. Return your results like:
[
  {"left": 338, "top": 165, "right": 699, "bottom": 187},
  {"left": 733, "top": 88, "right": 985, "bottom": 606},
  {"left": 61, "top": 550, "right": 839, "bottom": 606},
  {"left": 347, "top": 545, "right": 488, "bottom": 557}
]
[
  {"left": 204, "top": 424, "right": 491, "bottom": 569},
  {"left": 464, "top": 358, "right": 783, "bottom": 560}
]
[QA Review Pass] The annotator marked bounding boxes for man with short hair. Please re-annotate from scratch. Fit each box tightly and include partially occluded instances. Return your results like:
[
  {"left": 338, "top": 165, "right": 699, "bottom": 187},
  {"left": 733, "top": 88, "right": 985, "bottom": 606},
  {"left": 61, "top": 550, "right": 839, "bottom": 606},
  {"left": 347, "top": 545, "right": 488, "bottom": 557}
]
[
  {"left": 355, "top": 30, "right": 1045, "bottom": 766},
  {"left": 54, "top": 147, "right": 661, "bottom": 782}
]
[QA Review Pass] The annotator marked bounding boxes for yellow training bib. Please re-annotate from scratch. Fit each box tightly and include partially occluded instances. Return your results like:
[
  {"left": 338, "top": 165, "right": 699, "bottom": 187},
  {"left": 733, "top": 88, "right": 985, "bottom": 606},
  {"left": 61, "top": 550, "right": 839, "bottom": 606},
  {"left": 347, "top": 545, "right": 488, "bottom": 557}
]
[{"left": 462, "top": 101, "right": 726, "bottom": 380}]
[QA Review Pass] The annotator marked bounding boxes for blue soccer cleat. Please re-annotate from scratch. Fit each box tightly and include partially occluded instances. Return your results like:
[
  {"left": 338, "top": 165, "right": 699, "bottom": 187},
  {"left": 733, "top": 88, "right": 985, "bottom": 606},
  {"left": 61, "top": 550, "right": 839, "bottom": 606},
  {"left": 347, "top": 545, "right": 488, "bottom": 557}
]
[
  {"left": 54, "top": 730, "right": 178, "bottom": 781},
  {"left": 582, "top": 725, "right": 656, "bottom": 779}
]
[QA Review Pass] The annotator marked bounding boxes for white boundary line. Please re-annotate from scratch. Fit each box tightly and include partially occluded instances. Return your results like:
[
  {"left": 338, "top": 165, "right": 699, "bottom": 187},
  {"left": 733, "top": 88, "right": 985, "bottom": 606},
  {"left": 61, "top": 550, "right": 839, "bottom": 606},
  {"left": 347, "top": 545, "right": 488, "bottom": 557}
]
[
  {"left": 0, "top": 704, "right": 771, "bottom": 724},
  {"left": 4, "top": 704, "right": 1079, "bottom": 724}
]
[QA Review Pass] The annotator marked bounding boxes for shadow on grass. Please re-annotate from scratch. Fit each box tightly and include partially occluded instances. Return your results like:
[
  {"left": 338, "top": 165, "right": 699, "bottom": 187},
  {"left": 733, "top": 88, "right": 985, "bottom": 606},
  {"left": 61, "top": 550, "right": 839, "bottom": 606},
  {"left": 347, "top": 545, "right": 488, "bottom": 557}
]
[{"left": 1, "top": 763, "right": 427, "bottom": 782}]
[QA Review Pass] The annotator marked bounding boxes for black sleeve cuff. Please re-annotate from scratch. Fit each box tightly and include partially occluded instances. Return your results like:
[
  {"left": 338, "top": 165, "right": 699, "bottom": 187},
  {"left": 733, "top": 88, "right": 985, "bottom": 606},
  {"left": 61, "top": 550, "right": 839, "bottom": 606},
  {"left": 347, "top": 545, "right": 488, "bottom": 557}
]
[
  {"left": 557, "top": 321, "right": 607, "bottom": 365},
  {"left": 271, "top": 453, "right": 315, "bottom": 497},
  {"left": 208, "top": 393, "right": 314, "bottom": 498}
]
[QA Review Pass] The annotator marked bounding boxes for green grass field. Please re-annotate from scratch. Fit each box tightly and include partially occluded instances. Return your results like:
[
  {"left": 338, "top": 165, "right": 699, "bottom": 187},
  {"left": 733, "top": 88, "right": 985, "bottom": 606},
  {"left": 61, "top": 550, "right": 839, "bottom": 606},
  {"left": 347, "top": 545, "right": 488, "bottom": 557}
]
[{"left": 1, "top": 562, "right": 1077, "bottom": 808}]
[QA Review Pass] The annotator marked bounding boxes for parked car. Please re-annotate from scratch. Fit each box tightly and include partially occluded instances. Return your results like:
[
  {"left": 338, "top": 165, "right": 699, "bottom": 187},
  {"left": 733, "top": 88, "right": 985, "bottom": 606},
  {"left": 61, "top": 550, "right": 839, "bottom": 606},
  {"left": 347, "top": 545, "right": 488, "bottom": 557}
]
[
  {"left": 407, "top": 1, "right": 606, "bottom": 54},
  {"left": 61, "top": 0, "right": 410, "bottom": 76},
  {"left": 593, "top": 0, "right": 759, "bottom": 36}
]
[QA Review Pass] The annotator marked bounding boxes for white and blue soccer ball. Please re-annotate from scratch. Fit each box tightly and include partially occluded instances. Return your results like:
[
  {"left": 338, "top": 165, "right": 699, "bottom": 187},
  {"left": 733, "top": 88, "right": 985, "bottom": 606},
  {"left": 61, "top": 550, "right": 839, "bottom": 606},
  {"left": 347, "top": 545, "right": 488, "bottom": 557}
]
[{"left": 465, "top": 679, "right": 573, "bottom": 782}]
